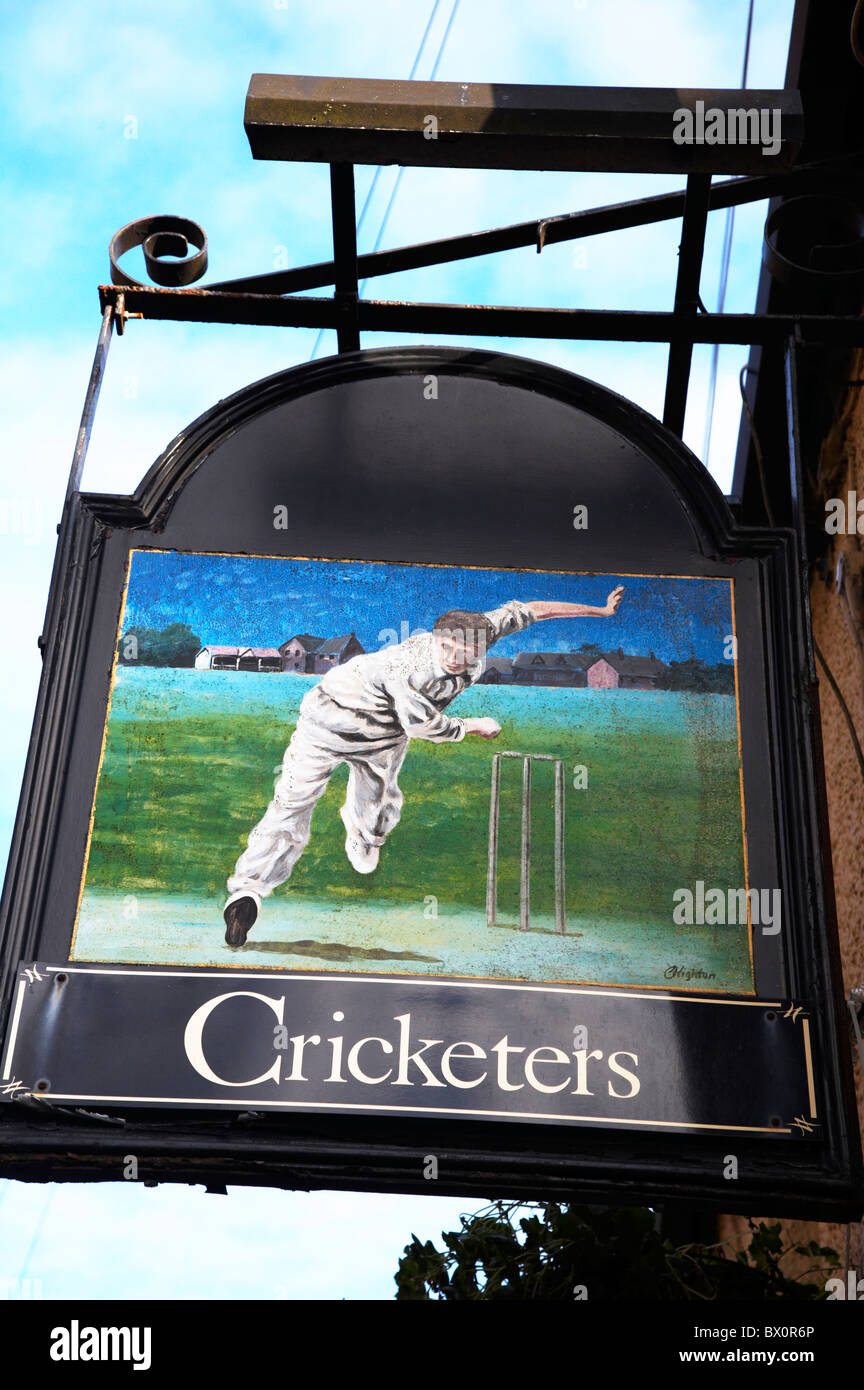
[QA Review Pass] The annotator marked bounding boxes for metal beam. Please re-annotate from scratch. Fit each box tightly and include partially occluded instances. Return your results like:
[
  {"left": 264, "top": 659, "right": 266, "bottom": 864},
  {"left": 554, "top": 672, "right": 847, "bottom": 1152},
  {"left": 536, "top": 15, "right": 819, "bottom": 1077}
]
[
  {"left": 97, "top": 284, "right": 864, "bottom": 347},
  {"left": 205, "top": 157, "right": 849, "bottom": 298},
  {"left": 663, "top": 174, "right": 711, "bottom": 436},
  {"left": 108, "top": 153, "right": 857, "bottom": 299},
  {"left": 244, "top": 75, "right": 803, "bottom": 175},
  {"left": 329, "top": 163, "right": 360, "bottom": 353}
]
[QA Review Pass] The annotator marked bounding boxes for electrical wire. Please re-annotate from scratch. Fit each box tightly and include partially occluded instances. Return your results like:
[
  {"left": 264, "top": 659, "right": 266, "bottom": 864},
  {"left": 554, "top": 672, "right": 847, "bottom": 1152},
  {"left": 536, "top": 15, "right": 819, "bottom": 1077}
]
[
  {"left": 738, "top": 365, "right": 774, "bottom": 524},
  {"left": 357, "top": 0, "right": 461, "bottom": 297},
  {"left": 355, "top": 0, "right": 444, "bottom": 241},
  {"left": 308, "top": 0, "right": 443, "bottom": 362},
  {"left": 16, "top": 1188, "right": 53, "bottom": 1291},
  {"left": 702, "top": 0, "right": 755, "bottom": 465},
  {"left": 308, "top": 0, "right": 460, "bottom": 362}
]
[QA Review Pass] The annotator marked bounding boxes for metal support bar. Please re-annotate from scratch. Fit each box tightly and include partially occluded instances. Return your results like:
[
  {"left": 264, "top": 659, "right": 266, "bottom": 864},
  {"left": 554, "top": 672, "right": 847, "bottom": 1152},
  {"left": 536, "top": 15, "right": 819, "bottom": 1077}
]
[
  {"left": 66, "top": 303, "right": 115, "bottom": 504},
  {"left": 204, "top": 159, "right": 845, "bottom": 298},
  {"left": 784, "top": 337, "right": 818, "bottom": 689},
  {"left": 97, "top": 284, "right": 864, "bottom": 348},
  {"left": 37, "top": 298, "right": 115, "bottom": 662},
  {"left": 329, "top": 163, "right": 360, "bottom": 353},
  {"left": 663, "top": 174, "right": 711, "bottom": 437},
  {"left": 39, "top": 300, "right": 115, "bottom": 664},
  {"left": 784, "top": 336, "right": 806, "bottom": 543}
]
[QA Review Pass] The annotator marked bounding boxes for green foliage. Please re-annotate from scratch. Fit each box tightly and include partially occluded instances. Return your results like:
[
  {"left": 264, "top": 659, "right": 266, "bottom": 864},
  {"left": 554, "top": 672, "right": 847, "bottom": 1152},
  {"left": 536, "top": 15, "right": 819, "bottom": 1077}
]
[
  {"left": 394, "top": 1202, "right": 840, "bottom": 1301},
  {"left": 119, "top": 622, "right": 202, "bottom": 668},
  {"left": 570, "top": 648, "right": 735, "bottom": 693},
  {"left": 661, "top": 657, "right": 734, "bottom": 695}
]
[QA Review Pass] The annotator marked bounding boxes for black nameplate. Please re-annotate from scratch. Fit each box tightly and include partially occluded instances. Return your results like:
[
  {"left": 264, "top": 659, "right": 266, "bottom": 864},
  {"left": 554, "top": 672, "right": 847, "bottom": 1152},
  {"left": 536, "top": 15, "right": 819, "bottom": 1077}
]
[{"left": 1, "top": 963, "right": 817, "bottom": 1136}]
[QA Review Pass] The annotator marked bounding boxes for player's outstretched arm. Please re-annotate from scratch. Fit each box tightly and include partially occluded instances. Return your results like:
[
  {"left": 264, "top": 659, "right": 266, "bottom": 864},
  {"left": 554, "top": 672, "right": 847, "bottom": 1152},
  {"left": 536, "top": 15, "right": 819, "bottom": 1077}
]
[
  {"left": 526, "top": 586, "right": 624, "bottom": 620},
  {"left": 461, "top": 717, "right": 502, "bottom": 739}
]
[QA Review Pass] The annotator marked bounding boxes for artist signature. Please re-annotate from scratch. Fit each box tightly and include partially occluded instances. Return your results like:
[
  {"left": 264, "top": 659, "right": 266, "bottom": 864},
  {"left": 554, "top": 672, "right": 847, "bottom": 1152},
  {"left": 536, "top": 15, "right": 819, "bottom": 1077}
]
[{"left": 664, "top": 964, "right": 717, "bottom": 981}]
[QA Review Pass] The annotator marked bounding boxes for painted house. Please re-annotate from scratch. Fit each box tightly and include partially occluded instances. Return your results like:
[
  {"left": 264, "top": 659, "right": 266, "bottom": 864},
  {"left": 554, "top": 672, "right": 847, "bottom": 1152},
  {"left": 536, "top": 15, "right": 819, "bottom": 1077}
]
[
  {"left": 195, "top": 645, "right": 283, "bottom": 672},
  {"left": 279, "top": 632, "right": 326, "bottom": 673},
  {"left": 510, "top": 651, "right": 592, "bottom": 687},
  {"left": 587, "top": 651, "right": 668, "bottom": 690},
  {"left": 307, "top": 633, "right": 365, "bottom": 673},
  {"left": 472, "top": 647, "right": 670, "bottom": 690},
  {"left": 477, "top": 656, "right": 514, "bottom": 684}
]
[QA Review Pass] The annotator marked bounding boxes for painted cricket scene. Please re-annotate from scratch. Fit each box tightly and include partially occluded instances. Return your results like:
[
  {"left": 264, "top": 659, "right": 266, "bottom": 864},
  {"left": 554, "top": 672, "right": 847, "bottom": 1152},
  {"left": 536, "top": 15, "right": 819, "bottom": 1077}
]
[{"left": 71, "top": 549, "right": 753, "bottom": 994}]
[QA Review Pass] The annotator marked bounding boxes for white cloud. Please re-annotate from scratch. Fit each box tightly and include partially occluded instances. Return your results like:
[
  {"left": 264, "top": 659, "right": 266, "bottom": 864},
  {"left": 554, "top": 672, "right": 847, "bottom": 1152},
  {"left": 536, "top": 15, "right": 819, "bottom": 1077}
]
[{"left": 0, "top": 0, "right": 796, "bottom": 1302}]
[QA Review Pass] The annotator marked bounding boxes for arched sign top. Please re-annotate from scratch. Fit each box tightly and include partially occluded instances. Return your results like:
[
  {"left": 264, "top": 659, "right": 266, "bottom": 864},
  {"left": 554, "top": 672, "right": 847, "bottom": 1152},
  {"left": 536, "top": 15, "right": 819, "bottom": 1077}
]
[{"left": 104, "top": 347, "right": 741, "bottom": 567}]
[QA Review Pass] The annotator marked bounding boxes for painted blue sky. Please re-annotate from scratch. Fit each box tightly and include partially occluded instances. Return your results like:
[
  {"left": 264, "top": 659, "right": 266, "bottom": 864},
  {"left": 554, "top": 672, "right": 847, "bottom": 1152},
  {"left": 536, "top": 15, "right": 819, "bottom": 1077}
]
[
  {"left": 0, "top": 0, "right": 794, "bottom": 1305},
  {"left": 125, "top": 550, "right": 734, "bottom": 664}
]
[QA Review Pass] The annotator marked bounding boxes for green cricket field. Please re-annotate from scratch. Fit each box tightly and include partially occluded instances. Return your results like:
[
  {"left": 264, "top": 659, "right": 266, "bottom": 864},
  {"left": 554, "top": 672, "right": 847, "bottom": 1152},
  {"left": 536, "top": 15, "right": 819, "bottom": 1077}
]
[{"left": 72, "top": 667, "right": 752, "bottom": 993}]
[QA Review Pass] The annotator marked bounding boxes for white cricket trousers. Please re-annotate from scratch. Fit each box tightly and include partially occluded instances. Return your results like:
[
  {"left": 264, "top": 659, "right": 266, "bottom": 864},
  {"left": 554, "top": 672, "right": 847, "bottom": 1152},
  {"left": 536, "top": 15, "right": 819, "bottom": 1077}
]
[{"left": 227, "top": 686, "right": 409, "bottom": 898}]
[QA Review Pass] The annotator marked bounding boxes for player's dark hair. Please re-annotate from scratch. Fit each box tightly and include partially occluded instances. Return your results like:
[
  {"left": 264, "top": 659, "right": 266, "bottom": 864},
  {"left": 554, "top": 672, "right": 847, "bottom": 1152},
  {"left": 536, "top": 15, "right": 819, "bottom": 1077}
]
[{"left": 433, "top": 610, "right": 495, "bottom": 651}]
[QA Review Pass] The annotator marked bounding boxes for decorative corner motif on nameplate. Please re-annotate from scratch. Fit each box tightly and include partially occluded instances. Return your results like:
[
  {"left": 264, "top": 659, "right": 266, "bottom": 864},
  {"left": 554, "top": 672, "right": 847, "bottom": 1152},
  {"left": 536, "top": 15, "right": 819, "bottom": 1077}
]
[
  {"left": 0, "top": 1077, "right": 32, "bottom": 1100},
  {"left": 20, "top": 964, "right": 48, "bottom": 989},
  {"left": 782, "top": 1002, "right": 809, "bottom": 1025}
]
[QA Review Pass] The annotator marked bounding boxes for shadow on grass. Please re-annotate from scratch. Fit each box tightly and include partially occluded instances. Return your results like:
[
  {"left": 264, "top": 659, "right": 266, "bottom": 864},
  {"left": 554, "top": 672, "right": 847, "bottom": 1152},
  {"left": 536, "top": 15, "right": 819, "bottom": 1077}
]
[
  {"left": 492, "top": 921, "right": 584, "bottom": 939},
  {"left": 232, "top": 938, "right": 444, "bottom": 963}
]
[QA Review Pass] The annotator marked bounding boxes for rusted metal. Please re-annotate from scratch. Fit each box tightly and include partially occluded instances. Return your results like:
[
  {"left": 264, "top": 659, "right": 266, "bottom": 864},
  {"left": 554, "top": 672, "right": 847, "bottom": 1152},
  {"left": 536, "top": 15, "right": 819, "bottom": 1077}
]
[
  {"left": 112, "top": 291, "right": 143, "bottom": 337},
  {"left": 244, "top": 74, "right": 803, "bottom": 175},
  {"left": 96, "top": 283, "right": 864, "bottom": 347},
  {"left": 100, "top": 282, "right": 339, "bottom": 329}
]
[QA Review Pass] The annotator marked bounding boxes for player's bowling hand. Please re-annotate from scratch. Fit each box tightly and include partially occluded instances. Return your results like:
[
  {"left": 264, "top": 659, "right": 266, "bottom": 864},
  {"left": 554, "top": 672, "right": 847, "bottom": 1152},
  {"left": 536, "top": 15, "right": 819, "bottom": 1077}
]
[
  {"left": 603, "top": 585, "right": 625, "bottom": 615},
  {"left": 465, "top": 717, "right": 502, "bottom": 739}
]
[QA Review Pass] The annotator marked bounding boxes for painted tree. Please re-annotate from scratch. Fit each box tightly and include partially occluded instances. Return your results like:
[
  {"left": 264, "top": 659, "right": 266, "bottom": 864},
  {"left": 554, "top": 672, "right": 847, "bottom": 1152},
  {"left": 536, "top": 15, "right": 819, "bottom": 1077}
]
[{"left": 118, "top": 622, "right": 202, "bottom": 668}]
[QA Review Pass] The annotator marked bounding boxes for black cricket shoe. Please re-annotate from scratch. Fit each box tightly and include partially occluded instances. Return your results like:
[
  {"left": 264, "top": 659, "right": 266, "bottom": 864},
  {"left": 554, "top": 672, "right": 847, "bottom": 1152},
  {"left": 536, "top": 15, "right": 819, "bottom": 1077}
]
[{"left": 223, "top": 892, "right": 260, "bottom": 947}]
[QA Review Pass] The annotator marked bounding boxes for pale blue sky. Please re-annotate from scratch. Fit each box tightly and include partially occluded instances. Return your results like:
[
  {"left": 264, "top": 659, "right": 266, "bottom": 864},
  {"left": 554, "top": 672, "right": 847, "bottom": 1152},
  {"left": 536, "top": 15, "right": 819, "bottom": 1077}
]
[{"left": 0, "top": 0, "right": 794, "bottom": 1300}]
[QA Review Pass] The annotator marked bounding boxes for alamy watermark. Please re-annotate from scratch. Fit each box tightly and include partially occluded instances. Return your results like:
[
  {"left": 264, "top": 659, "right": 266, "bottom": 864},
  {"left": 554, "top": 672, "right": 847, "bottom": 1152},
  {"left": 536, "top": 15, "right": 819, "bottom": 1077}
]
[
  {"left": 672, "top": 881, "right": 781, "bottom": 935},
  {"left": 825, "top": 491, "right": 864, "bottom": 533},
  {"left": 672, "top": 100, "right": 782, "bottom": 158}
]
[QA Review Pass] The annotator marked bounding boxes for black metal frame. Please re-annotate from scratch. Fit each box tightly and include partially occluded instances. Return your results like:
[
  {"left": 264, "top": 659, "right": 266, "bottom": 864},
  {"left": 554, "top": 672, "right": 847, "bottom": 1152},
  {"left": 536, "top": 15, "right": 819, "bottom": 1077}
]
[
  {"left": 104, "top": 149, "right": 864, "bottom": 449},
  {"left": 0, "top": 342, "right": 860, "bottom": 1216},
  {"left": 2, "top": 58, "right": 863, "bottom": 1209}
]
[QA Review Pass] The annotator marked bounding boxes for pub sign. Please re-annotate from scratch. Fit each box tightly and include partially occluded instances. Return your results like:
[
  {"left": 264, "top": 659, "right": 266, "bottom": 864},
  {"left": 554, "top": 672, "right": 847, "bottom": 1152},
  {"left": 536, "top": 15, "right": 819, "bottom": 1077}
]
[{"left": 0, "top": 346, "right": 859, "bottom": 1214}]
